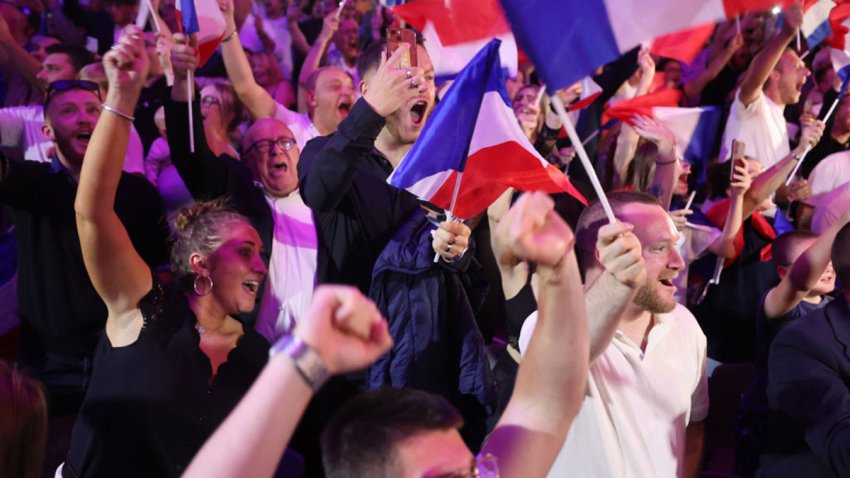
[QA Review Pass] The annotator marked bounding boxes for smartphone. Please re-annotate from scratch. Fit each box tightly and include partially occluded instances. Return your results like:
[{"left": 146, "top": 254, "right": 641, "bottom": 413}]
[
  {"left": 386, "top": 27, "right": 418, "bottom": 68},
  {"left": 731, "top": 139, "right": 746, "bottom": 179}
]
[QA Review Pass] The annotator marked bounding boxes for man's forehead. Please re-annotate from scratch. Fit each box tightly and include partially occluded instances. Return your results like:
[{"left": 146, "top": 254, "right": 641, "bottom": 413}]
[
  {"left": 619, "top": 202, "right": 678, "bottom": 241},
  {"left": 317, "top": 68, "right": 352, "bottom": 86},
  {"left": 44, "top": 53, "right": 71, "bottom": 66},
  {"left": 246, "top": 119, "right": 292, "bottom": 141}
]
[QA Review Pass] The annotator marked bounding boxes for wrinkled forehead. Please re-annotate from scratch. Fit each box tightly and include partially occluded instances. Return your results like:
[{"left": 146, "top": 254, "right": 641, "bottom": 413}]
[
  {"left": 45, "top": 88, "right": 100, "bottom": 117},
  {"left": 244, "top": 118, "right": 294, "bottom": 144}
]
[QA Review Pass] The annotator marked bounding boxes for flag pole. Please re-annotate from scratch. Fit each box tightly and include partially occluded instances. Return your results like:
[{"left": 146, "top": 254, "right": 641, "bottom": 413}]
[
  {"left": 432, "top": 171, "right": 465, "bottom": 263},
  {"left": 550, "top": 94, "right": 616, "bottom": 223},
  {"left": 796, "top": 28, "right": 802, "bottom": 52},
  {"left": 785, "top": 93, "right": 841, "bottom": 185},
  {"left": 187, "top": 69, "right": 195, "bottom": 153}
]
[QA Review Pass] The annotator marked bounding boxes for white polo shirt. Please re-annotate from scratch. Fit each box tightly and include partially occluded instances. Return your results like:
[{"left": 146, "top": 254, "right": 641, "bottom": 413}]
[
  {"left": 273, "top": 102, "right": 320, "bottom": 151},
  {"left": 720, "top": 89, "right": 789, "bottom": 168},
  {"left": 520, "top": 303, "right": 709, "bottom": 478},
  {"left": 254, "top": 189, "right": 318, "bottom": 342},
  {"left": 808, "top": 150, "right": 850, "bottom": 196}
]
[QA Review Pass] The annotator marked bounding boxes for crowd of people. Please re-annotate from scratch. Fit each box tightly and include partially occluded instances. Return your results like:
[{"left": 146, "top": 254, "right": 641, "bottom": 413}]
[{"left": 1, "top": 0, "right": 850, "bottom": 477}]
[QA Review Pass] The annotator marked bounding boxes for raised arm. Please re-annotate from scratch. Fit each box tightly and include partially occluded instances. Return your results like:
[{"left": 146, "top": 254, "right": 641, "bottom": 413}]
[
  {"left": 483, "top": 192, "right": 588, "bottom": 478},
  {"left": 299, "top": 44, "right": 424, "bottom": 211},
  {"left": 738, "top": 3, "right": 800, "bottom": 106},
  {"left": 764, "top": 212, "right": 850, "bottom": 319},
  {"left": 217, "top": 0, "right": 277, "bottom": 119},
  {"left": 287, "top": 2, "right": 310, "bottom": 56},
  {"left": 743, "top": 120, "right": 824, "bottom": 218},
  {"left": 684, "top": 31, "right": 743, "bottom": 102},
  {"left": 74, "top": 27, "right": 151, "bottom": 344},
  {"left": 183, "top": 286, "right": 392, "bottom": 478},
  {"left": 0, "top": 15, "right": 44, "bottom": 92},
  {"left": 584, "top": 222, "right": 646, "bottom": 361},
  {"left": 166, "top": 34, "right": 230, "bottom": 200},
  {"left": 298, "top": 13, "right": 338, "bottom": 93},
  {"left": 708, "top": 159, "right": 751, "bottom": 258},
  {"left": 633, "top": 114, "right": 678, "bottom": 209}
]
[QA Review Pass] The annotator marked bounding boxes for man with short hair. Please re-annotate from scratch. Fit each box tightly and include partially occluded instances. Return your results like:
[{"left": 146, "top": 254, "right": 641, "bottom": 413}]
[
  {"left": 719, "top": 3, "right": 817, "bottom": 170},
  {"left": 759, "top": 222, "right": 850, "bottom": 477},
  {"left": 0, "top": 81, "right": 168, "bottom": 412},
  {"left": 522, "top": 191, "right": 709, "bottom": 478},
  {"left": 218, "top": 0, "right": 355, "bottom": 149}
]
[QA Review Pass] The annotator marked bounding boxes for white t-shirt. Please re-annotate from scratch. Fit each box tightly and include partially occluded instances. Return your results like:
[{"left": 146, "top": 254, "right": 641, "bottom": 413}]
[
  {"left": 810, "top": 181, "right": 850, "bottom": 234},
  {"left": 0, "top": 105, "right": 145, "bottom": 175},
  {"left": 520, "top": 304, "right": 709, "bottom": 478},
  {"left": 720, "top": 89, "right": 789, "bottom": 168},
  {"left": 273, "top": 102, "right": 320, "bottom": 151},
  {"left": 239, "top": 14, "right": 294, "bottom": 81},
  {"left": 254, "top": 189, "right": 318, "bottom": 343},
  {"left": 808, "top": 150, "right": 850, "bottom": 196}
]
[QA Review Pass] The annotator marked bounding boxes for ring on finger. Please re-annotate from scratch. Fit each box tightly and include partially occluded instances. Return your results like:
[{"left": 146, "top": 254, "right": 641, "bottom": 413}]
[{"left": 405, "top": 68, "right": 412, "bottom": 79}]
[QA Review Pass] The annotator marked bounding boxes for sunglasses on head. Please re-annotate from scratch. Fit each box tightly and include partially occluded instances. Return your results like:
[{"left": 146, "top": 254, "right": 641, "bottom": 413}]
[{"left": 44, "top": 80, "right": 102, "bottom": 109}]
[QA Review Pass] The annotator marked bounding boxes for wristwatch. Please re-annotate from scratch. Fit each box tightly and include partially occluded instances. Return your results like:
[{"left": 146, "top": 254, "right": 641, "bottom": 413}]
[{"left": 269, "top": 335, "right": 329, "bottom": 391}]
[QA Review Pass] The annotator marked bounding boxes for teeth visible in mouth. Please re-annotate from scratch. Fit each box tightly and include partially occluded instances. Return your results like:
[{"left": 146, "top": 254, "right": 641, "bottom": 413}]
[{"left": 243, "top": 281, "right": 259, "bottom": 293}]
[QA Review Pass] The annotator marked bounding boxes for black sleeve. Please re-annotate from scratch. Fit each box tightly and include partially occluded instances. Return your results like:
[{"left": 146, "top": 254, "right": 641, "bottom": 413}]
[
  {"left": 298, "top": 98, "right": 386, "bottom": 212},
  {"left": 164, "top": 93, "right": 231, "bottom": 201},
  {"left": 0, "top": 157, "right": 50, "bottom": 214}
]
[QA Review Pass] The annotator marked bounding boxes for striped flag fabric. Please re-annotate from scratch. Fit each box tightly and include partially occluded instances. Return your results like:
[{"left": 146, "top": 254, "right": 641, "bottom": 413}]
[
  {"left": 802, "top": 0, "right": 836, "bottom": 50},
  {"left": 175, "top": 0, "right": 226, "bottom": 66},
  {"left": 389, "top": 40, "right": 585, "bottom": 219},
  {"left": 500, "top": 0, "right": 792, "bottom": 92},
  {"left": 391, "top": 0, "right": 517, "bottom": 81}
]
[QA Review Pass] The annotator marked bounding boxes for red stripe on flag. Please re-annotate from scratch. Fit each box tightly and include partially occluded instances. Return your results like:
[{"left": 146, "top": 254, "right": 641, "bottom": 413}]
[
  {"left": 651, "top": 23, "right": 715, "bottom": 65},
  {"left": 426, "top": 142, "right": 586, "bottom": 219},
  {"left": 391, "top": 0, "right": 510, "bottom": 46},
  {"left": 721, "top": 0, "right": 794, "bottom": 17},
  {"left": 603, "top": 89, "right": 683, "bottom": 125},
  {"left": 830, "top": 2, "right": 850, "bottom": 49}
]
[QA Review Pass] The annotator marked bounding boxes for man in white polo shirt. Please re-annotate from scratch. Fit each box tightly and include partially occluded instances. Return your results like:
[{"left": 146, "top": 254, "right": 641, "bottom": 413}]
[
  {"left": 719, "top": 3, "right": 810, "bottom": 169},
  {"left": 521, "top": 191, "right": 708, "bottom": 478}
]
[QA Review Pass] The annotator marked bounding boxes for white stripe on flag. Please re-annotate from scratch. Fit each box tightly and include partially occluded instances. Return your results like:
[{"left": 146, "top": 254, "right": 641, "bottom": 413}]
[
  {"left": 604, "top": 0, "right": 726, "bottom": 50},
  {"left": 468, "top": 91, "right": 548, "bottom": 168}
]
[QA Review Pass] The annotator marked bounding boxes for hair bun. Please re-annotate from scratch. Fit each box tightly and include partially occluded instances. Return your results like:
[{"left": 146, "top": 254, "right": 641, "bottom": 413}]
[{"left": 173, "top": 198, "right": 231, "bottom": 233}]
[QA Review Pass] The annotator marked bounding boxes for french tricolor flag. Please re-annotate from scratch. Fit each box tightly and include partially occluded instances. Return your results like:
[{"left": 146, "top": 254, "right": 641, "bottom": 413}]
[
  {"left": 500, "top": 0, "right": 791, "bottom": 91},
  {"left": 650, "top": 23, "right": 716, "bottom": 65},
  {"left": 175, "top": 0, "right": 226, "bottom": 66},
  {"left": 391, "top": 0, "right": 517, "bottom": 81},
  {"left": 605, "top": 90, "right": 722, "bottom": 185},
  {"left": 568, "top": 76, "right": 604, "bottom": 112},
  {"left": 389, "top": 40, "right": 585, "bottom": 220},
  {"left": 802, "top": 0, "right": 835, "bottom": 50},
  {"left": 829, "top": 1, "right": 850, "bottom": 88}
]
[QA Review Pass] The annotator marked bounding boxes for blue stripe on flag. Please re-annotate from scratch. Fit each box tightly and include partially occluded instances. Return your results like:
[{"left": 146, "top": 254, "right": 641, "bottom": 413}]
[
  {"left": 500, "top": 0, "right": 619, "bottom": 91},
  {"left": 391, "top": 40, "right": 505, "bottom": 188},
  {"left": 806, "top": 20, "right": 831, "bottom": 50},
  {"left": 180, "top": 0, "right": 199, "bottom": 34},
  {"left": 683, "top": 106, "right": 721, "bottom": 188}
]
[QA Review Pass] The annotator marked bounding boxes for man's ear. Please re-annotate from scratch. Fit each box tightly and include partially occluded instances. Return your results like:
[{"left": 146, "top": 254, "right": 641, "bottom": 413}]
[
  {"left": 306, "top": 90, "right": 317, "bottom": 109},
  {"left": 358, "top": 79, "right": 368, "bottom": 97},
  {"left": 776, "top": 264, "right": 788, "bottom": 280},
  {"left": 41, "top": 121, "right": 55, "bottom": 142}
]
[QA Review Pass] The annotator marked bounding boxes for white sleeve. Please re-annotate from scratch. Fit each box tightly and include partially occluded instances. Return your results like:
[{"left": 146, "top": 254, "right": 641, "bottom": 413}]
[
  {"left": 809, "top": 155, "right": 843, "bottom": 196},
  {"left": 123, "top": 126, "right": 146, "bottom": 176},
  {"left": 0, "top": 106, "right": 28, "bottom": 147},
  {"left": 517, "top": 310, "right": 539, "bottom": 356}
]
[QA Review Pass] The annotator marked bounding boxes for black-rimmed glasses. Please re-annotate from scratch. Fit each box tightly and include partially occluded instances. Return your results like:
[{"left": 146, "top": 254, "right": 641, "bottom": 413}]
[{"left": 245, "top": 137, "right": 297, "bottom": 155}]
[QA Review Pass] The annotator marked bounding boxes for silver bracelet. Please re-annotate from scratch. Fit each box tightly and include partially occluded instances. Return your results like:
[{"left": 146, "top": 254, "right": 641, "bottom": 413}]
[
  {"left": 222, "top": 30, "right": 238, "bottom": 43},
  {"left": 101, "top": 103, "right": 135, "bottom": 122},
  {"left": 269, "top": 335, "right": 329, "bottom": 390}
]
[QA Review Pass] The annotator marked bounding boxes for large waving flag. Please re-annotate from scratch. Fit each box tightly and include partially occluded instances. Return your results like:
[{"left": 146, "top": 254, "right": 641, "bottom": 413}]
[
  {"left": 500, "top": 0, "right": 791, "bottom": 91},
  {"left": 391, "top": 0, "right": 517, "bottom": 81},
  {"left": 389, "top": 40, "right": 585, "bottom": 219},
  {"left": 830, "top": 1, "right": 850, "bottom": 88},
  {"left": 803, "top": 0, "right": 836, "bottom": 50},
  {"left": 175, "top": 0, "right": 226, "bottom": 66},
  {"left": 650, "top": 23, "right": 716, "bottom": 65}
]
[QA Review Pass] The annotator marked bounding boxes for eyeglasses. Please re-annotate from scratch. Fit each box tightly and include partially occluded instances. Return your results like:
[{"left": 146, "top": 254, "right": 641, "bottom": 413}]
[
  {"left": 435, "top": 453, "right": 499, "bottom": 478},
  {"left": 44, "top": 80, "right": 102, "bottom": 109},
  {"left": 201, "top": 95, "right": 222, "bottom": 108},
  {"left": 245, "top": 137, "right": 297, "bottom": 155}
]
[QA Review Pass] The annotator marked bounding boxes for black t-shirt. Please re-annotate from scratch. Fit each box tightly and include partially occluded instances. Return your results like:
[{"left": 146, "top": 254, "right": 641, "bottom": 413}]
[{"left": 64, "top": 281, "right": 269, "bottom": 477}]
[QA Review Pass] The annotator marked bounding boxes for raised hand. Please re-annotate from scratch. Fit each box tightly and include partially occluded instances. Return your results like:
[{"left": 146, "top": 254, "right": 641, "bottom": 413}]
[
  {"left": 432, "top": 219, "right": 471, "bottom": 261},
  {"left": 632, "top": 114, "right": 676, "bottom": 155},
  {"left": 796, "top": 119, "right": 825, "bottom": 153},
  {"left": 782, "top": 2, "right": 803, "bottom": 34},
  {"left": 294, "top": 285, "right": 392, "bottom": 375},
  {"left": 170, "top": 33, "right": 199, "bottom": 80},
  {"left": 217, "top": 0, "right": 237, "bottom": 34},
  {"left": 103, "top": 26, "right": 150, "bottom": 97},
  {"left": 669, "top": 209, "right": 692, "bottom": 232},
  {"left": 362, "top": 43, "right": 426, "bottom": 117},
  {"left": 596, "top": 222, "right": 646, "bottom": 289},
  {"left": 730, "top": 160, "right": 752, "bottom": 197},
  {"left": 786, "top": 178, "right": 811, "bottom": 202},
  {"left": 318, "top": 11, "right": 340, "bottom": 43},
  {"left": 495, "top": 191, "right": 575, "bottom": 270}
]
